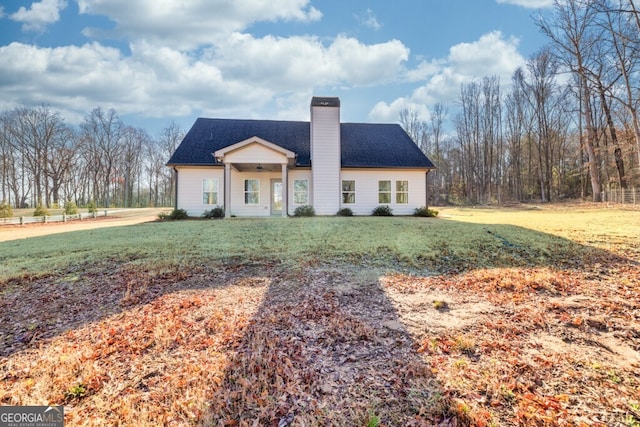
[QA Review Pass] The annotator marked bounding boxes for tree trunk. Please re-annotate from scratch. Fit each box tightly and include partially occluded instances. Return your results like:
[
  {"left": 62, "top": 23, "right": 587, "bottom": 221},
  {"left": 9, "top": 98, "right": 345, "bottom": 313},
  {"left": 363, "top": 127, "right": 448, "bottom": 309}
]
[{"left": 582, "top": 76, "right": 601, "bottom": 202}]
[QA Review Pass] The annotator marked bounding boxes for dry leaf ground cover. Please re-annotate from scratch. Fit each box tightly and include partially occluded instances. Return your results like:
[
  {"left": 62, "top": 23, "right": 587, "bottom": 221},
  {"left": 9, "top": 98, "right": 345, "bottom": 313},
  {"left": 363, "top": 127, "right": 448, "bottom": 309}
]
[{"left": 0, "top": 205, "right": 639, "bottom": 426}]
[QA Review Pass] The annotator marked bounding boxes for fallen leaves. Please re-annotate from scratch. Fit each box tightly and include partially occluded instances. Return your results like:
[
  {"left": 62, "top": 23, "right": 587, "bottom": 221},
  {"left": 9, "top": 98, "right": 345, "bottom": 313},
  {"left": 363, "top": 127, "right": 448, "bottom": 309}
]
[
  {"left": 382, "top": 259, "right": 640, "bottom": 426},
  {"left": 1, "top": 248, "right": 639, "bottom": 425}
]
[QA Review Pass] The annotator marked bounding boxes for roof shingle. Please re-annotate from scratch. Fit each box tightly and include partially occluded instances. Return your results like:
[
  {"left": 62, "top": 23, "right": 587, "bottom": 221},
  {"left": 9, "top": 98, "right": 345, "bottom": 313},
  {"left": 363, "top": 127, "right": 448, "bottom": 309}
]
[{"left": 167, "top": 118, "right": 435, "bottom": 169}]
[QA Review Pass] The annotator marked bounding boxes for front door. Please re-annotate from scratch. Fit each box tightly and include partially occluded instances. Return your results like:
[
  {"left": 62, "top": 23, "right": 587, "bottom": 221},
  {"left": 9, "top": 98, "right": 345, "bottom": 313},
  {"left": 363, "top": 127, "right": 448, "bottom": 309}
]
[{"left": 271, "top": 179, "right": 283, "bottom": 215}]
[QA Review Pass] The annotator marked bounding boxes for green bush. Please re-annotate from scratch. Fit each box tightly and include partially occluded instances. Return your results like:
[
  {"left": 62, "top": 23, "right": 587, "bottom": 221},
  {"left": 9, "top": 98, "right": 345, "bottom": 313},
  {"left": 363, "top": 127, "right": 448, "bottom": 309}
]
[
  {"left": 64, "top": 200, "right": 78, "bottom": 215},
  {"left": 202, "top": 206, "right": 225, "bottom": 219},
  {"left": 87, "top": 200, "right": 97, "bottom": 213},
  {"left": 414, "top": 206, "right": 439, "bottom": 217},
  {"left": 0, "top": 200, "right": 12, "bottom": 218},
  {"left": 33, "top": 203, "right": 50, "bottom": 217},
  {"left": 159, "top": 208, "right": 189, "bottom": 221},
  {"left": 293, "top": 205, "right": 315, "bottom": 217},
  {"left": 336, "top": 207, "right": 353, "bottom": 216},
  {"left": 371, "top": 205, "right": 393, "bottom": 216}
]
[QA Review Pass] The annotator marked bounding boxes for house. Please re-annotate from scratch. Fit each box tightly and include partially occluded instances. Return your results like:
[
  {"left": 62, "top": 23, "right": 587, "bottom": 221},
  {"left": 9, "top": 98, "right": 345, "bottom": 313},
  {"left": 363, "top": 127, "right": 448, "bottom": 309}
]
[{"left": 166, "top": 97, "right": 435, "bottom": 217}]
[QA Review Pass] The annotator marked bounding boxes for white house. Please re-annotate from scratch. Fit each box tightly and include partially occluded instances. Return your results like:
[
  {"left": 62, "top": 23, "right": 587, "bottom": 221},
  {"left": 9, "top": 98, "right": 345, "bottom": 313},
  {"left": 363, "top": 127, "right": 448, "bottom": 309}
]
[{"left": 166, "top": 97, "right": 435, "bottom": 217}]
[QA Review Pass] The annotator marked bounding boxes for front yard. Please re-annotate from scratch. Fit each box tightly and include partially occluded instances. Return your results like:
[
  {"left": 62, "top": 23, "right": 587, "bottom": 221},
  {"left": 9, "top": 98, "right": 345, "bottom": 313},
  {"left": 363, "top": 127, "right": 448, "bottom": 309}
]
[{"left": 1, "top": 206, "right": 638, "bottom": 425}]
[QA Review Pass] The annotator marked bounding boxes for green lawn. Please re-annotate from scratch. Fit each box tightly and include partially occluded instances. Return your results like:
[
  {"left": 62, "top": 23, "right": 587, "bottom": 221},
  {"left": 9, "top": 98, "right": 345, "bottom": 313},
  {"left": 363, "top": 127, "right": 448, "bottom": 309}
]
[{"left": 0, "top": 213, "right": 597, "bottom": 281}]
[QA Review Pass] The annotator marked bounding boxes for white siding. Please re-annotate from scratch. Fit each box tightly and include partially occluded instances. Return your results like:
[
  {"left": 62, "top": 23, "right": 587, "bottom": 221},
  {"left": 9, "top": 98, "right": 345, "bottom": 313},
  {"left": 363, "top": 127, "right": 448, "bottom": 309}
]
[
  {"left": 311, "top": 105, "right": 340, "bottom": 215},
  {"left": 340, "top": 169, "right": 427, "bottom": 215},
  {"left": 229, "top": 172, "right": 279, "bottom": 217},
  {"left": 177, "top": 166, "right": 313, "bottom": 217},
  {"left": 176, "top": 166, "right": 224, "bottom": 216},
  {"left": 224, "top": 142, "right": 288, "bottom": 164}
]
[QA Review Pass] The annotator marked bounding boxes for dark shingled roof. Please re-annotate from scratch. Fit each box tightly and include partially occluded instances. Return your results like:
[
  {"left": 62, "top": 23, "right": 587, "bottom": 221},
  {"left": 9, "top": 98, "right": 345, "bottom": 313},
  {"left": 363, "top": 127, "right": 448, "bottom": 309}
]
[{"left": 167, "top": 118, "right": 435, "bottom": 169}]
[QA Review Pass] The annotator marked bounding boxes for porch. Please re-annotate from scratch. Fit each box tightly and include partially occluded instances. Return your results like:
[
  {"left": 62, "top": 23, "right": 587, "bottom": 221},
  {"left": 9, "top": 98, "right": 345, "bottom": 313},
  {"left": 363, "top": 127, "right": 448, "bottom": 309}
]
[{"left": 214, "top": 136, "right": 297, "bottom": 218}]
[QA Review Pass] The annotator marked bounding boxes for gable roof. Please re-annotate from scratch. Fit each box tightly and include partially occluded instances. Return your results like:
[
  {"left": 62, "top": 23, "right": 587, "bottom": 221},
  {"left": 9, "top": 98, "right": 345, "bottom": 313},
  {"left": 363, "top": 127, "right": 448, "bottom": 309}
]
[
  {"left": 213, "top": 136, "right": 297, "bottom": 161},
  {"left": 167, "top": 118, "right": 435, "bottom": 169}
]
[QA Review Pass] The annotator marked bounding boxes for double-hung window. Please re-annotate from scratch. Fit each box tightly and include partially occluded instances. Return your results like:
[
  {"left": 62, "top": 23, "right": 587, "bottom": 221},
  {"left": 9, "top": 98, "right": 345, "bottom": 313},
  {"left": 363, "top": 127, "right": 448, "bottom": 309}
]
[
  {"left": 342, "top": 180, "right": 355, "bottom": 204},
  {"left": 378, "top": 180, "right": 391, "bottom": 204},
  {"left": 203, "top": 178, "right": 219, "bottom": 205},
  {"left": 294, "top": 179, "right": 308, "bottom": 204},
  {"left": 244, "top": 179, "right": 259, "bottom": 205},
  {"left": 396, "top": 180, "right": 408, "bottom": 204}
]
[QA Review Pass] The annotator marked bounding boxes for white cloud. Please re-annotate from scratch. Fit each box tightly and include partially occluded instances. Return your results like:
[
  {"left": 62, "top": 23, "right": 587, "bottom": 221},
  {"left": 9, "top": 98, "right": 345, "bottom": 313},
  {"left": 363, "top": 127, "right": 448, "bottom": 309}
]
[
  {"left": 356, "top": 9, "right": 382, "bottom": 31},
  {"left": 0, "top": 0, "right": 412, "bottom": 126},
  {"left": 496, "top": 0, "right": 554, "bottom": 8},
  {"left": 370, "top": 97, "right": 431, "bottom": 125},
  {"left": 199, "top": 33, "right": 408, "bottom": 90},
  {"left": 405, "top": 59, "right": 443, "bottom": 82},
  {"left": 10, "top": 0, "right": 67, "bottom": 32},
  {"left": 369, "top": 31, "right": 525, "bottom": 123},
  {"left": 0, "top": 30, "right": 410, "bottom": 125},
  {"left": 77, "top": 0, "right": 322, "bottom": 50},
  {"left": 448, "top": 31, "right": 523, "bottom": 77}
]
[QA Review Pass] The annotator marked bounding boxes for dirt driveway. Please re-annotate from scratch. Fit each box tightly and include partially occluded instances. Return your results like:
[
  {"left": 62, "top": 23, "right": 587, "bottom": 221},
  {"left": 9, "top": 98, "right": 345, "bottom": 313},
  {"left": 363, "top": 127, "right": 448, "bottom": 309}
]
[{"left": 0, "top": 208, "right": 168, "bottom": 242}]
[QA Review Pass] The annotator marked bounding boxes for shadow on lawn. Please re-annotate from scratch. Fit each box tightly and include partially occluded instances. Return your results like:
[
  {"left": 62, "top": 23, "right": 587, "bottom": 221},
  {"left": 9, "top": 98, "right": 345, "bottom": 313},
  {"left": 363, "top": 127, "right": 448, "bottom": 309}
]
[{"left": 203, "top": 267, "right": 455, "bottom": 426}]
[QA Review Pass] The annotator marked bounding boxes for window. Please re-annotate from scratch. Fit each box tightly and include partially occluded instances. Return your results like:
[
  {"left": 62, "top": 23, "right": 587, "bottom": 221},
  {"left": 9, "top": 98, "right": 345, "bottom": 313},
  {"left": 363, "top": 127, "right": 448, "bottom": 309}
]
[
  {"left": 396, "top": 180, "right": 409, "bottom": 204},
  {"left": 203, "top": 178, "right": 218, "bottom": 205},
  {"left": 378, "top": 180, "right": 391, "bottom": 204},
  {"left": 342, "top": 180, "right": 355, "bottom": 204},
  {"left": 294, "top": 179, "right": 308, "bottom": 204},
  {"left": 244, "top": 179, "right": 259, "bottom": 204}
]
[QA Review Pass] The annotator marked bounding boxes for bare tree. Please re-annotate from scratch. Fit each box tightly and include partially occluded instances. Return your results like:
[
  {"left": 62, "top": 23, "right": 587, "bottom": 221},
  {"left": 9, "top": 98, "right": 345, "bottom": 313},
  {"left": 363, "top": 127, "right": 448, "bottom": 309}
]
[
  {"left": 81, "top": 108, "right": 124, "bottom": 207},
  {"left": 0, "top": 113, "right": 22, "bottom": 206},
  {"left": 117, "top": 126, "right": 149, "bottom": 207},
  {"left": 537, "top": 0, "right": 603, "bottom": 201},
  {"left": 399, "top": 107, "right": 428, "bottom": 153},
  {"left": 505, "top": 68, "right": 533, "bottom": 201},
  {"left": 428, "top": 103, "right": 448, "bottom": 204},
  {"left": 46, "top": 124, "right": 78, "bottom": 206},
  {"left": 594, "top": 0, "right": 639, "bottom": 184},
  {"left": 1, "top": 106, "right": 71, "bottom": 207},
  {"left": 158, "top": 122, "right": 184, "bottom": 207},
  {"left": 521, "top": 50, "right": 567, "bottom": 201},
  {"left": 454, "top": 78, "right": 505, "bottom": 204}
]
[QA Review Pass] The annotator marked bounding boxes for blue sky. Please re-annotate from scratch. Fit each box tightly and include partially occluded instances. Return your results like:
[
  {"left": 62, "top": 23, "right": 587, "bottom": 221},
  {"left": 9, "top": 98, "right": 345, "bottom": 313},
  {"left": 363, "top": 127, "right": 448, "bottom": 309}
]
[{"left": 0, "top": 0, "right": 553, "bottom": 135}]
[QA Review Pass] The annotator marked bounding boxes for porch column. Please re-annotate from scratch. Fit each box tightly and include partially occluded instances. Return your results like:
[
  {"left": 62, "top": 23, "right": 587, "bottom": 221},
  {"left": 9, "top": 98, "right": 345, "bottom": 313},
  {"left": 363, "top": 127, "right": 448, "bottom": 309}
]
[
  {"left": 281, "top": 163, "right": 288, "bottom": 217},
  {"left": 224, "top": 162, "right": 231, "bottom": 218}
]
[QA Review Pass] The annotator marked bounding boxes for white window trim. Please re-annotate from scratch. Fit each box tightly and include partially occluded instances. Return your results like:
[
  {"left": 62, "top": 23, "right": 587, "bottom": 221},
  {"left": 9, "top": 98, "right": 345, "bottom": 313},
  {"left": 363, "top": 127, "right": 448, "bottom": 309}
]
[
  {"left": 293, "top": 179, "right": 309, "bottom": 205},
  {"left": 203, "top": 178, "right": 219, "bottom": 205},
  {"left": 342, "top": 180, "right": 355, "bottom": 204},
  {"left": 396, "top": 180, "right": 409, "bottom": 204},
  {"left": 378, "top": 180, "right": 391, "bottom": 204},
  {"left": 244, "top": 179, "right": 260, "bottom": 205}
]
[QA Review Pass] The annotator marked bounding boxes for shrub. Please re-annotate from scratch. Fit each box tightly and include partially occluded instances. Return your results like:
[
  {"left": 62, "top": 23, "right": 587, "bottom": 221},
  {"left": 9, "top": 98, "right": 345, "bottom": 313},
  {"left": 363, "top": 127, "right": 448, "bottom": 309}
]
[
  {"left": 87, "top": 200, "right": 97, "bottom": 213},
  {"left": 371, "top": 205, "right": 393, "bottom": 216},
  {"left": 202, "top": 206, "right": 225, "bottom": 219},
  {"left": 64, "top": 200, "right": 78, "bottom": 215},
  {"left": 293, "top": 205, "right": 315, "bottom": 217},
  {"left": 414, "top": 206, "right": 439, "bottom": 217},
  {"left": 33, "top": 203, "right": 50, "bottom": 217},
  {"left": 336, "top": 207, "right": 353, "bottom": 216},
  {"left": 159, "top": 208, "right": 189, "bottom": 221},
  {"left": 0, "top": 200, "right": 12, "bottom": 218}
]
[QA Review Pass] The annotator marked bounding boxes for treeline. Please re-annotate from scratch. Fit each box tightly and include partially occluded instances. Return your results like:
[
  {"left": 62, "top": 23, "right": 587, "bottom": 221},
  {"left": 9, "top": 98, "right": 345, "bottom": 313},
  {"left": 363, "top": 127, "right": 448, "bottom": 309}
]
[
  {"left": 0, "top": 106, "right": 182, "bottom": 209},
  {"left": 404, "top": 0, "right": 640, "bottom": 204}
]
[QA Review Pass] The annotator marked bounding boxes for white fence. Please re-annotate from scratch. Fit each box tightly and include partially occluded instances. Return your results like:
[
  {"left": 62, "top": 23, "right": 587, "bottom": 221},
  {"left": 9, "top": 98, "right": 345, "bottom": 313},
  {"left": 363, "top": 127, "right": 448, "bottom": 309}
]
[
  {"left": 1, "top": 210, "right": 115, "bottom": 226},
  {"left": 602, "top": 188, "right": 640, "bottom": 205}
]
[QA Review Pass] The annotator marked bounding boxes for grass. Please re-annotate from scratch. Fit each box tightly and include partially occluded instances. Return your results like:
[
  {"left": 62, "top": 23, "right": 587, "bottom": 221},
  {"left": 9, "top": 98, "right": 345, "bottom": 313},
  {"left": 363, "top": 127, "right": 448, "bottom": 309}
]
[
  {"left": 0, "top": 210, "right": 609, "bottom": 281},
  {"left": 1, "top": 204, "right": 639, "bottom": 426}
]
